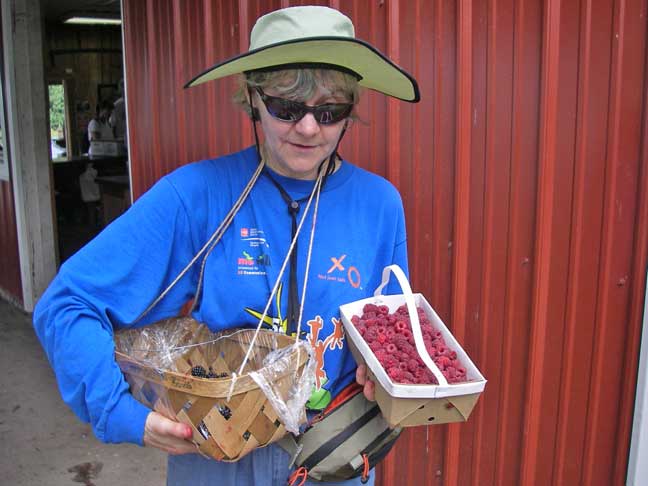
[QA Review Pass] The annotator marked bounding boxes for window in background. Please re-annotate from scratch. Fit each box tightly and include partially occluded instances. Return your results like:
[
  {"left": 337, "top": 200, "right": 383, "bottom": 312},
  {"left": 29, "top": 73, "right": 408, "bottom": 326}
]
[{"left": 49, "top": 83, "right": 66, "bottom": 160}]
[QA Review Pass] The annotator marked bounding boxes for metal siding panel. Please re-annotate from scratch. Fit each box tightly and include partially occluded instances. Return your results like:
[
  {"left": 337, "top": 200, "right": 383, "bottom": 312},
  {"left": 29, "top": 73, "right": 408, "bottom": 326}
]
[
  {"left": 446, "top": 1, "right": 477, "bottom": 485},
  {"left": 472, "top": 0, "right": 516, "bottom": 485},
  {"left": 582, "top": 0, "right": 648, "bottom": 484},
  {"left": 520, "top": 0, "right": 580, "bottom": 484},
  {"left": 618, "top": 54, "right": 648, "bottom": 485},
  {"left": 493, "top": 2, "right": 543, "bottom": 484},
  {"left": 554, "top": 1, "right": 614, "bottom": 484},
  {"left": 0, "top": 180, "right": 22, "bottom": 302}
]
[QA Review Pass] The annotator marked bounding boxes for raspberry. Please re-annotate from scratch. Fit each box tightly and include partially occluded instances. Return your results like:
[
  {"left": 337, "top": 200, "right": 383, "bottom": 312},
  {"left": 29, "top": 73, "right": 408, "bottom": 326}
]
[
  {"left": 380, "top": 355, "right": 398, "bottom": 369},
  {"left": 436, "top": 356, "right": 452, "bottom": 370},
  {"left": 387, "top": 367, "right": 404, "bottom": 381},
  {"left": 364, "top": 317, "right": 378, "bottom": 327},
  {"left": 364, "top": 329, "right": 378, "bottom": 343},
  {"left": 378, "top": 305, "right": 390, "bottom": 315},
  {"left": 395, "top": 320, "right": 408, "bottom": 333},
  {"left": 374, "top": 349, "right": 388, "bottom": 362},
  {"left": 407, "top": 358, "right": 420, "bottom": 373},
  {"left": 386, "top": 343, "right": 397, "bottom": 354},
  {"left": 392, "top": 334, "right": 409, "bottom": 349},
  {"left": 369, "top": 341, "right": 384, "bottom": 353},
  {"left": 401, "top": 371, "right": 416, "bottom": 383},
  {"left": 363, "top": 303, "right": 380, "bottom": 314}
]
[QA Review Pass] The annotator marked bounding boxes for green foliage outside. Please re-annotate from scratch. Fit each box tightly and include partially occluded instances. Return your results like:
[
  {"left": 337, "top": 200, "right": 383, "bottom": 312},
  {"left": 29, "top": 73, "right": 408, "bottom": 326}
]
[{"left": 48, "top": 84, "right": 65, "bottom": 139}]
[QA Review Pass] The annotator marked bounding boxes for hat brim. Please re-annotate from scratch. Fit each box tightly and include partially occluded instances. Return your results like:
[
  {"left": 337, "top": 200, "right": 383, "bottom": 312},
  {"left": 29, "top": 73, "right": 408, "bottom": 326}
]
[{"left": 184, "top": 37, "right": 420, "bottom": 103}]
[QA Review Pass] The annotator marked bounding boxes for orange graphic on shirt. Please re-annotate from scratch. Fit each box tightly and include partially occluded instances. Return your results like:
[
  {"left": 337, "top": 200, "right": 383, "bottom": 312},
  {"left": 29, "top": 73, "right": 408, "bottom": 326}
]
[{"left": 306, "top": 316, "right": 345, "bottom": 389}]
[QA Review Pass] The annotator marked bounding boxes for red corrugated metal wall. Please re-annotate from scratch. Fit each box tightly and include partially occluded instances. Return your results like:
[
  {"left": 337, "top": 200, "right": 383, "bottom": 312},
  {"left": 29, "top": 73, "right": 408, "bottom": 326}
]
[
  {"left": 0, "top": 6, "right": 23, "bottom": 305},
  {"left": 122, "top": 1, "right": 648, "bottom": 484},
  {"left": 0, "top": 180, "right": 22, "bottom": 303}
]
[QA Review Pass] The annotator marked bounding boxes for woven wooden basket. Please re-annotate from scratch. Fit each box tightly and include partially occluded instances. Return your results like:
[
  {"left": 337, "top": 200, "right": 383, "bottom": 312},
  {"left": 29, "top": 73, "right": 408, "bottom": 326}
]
[{"left": 114, "top": 317, "right": 310, "bottom": 461}]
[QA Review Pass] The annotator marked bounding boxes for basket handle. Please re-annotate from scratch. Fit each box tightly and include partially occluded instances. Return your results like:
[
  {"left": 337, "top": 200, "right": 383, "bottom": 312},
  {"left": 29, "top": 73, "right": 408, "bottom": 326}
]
[{"left": 374, "top": 265, "right": 448, "bottom": 387}]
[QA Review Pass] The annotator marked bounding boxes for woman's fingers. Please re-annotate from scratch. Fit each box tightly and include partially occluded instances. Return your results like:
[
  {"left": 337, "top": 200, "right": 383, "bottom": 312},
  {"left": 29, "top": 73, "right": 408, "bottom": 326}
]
[
  {"left": 356, "top": 364, "right": 376, "bottom": 401},
  {"left": 143, "top": 411, "right": 197, "bottom": 455}
]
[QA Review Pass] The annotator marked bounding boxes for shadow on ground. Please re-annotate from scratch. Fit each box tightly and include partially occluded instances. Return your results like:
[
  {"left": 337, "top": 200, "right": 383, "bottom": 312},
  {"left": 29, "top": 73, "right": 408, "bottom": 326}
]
[{"left": 0, "top": 298, "right": 167, "bottom": 485}]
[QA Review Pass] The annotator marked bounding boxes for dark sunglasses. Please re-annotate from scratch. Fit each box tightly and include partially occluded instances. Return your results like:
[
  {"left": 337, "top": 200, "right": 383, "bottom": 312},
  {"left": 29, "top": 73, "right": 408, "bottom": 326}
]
[{"left": 255, "top": 88, "right": 353, "bottom": 125}]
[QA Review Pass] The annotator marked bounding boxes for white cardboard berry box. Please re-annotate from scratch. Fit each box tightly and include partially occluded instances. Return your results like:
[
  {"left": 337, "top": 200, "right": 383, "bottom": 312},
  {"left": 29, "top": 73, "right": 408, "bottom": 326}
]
[{"left": 339, "top": 265, "right": 487, "bottom": 427}]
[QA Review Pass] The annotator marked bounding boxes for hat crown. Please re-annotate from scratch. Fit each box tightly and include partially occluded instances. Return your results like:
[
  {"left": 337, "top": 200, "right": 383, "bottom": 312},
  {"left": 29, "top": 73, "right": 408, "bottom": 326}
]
[{"left": 250, "top": 6, "right": 355, "bottom": 50}]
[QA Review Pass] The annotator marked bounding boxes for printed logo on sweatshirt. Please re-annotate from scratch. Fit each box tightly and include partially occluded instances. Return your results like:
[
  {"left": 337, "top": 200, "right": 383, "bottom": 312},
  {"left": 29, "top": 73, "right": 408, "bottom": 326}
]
[
  {"left": 245, "top": 282, "right": 288, "bottom": 334},
  {"left": 316, "top": 253, "right": 362, "bottom": 289},
  {"left": 237, "top": 227, "right": 270, "bottom": 276}
]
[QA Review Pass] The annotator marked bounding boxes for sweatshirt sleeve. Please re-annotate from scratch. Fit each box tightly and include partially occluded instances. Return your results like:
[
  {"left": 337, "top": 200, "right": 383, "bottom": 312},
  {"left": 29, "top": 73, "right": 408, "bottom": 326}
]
[
  {"left": 33, "top": 176, "right": 200, "bottom": 445},
  {"left": 387, "top": 188, "right": 410, "bottom": 293}
]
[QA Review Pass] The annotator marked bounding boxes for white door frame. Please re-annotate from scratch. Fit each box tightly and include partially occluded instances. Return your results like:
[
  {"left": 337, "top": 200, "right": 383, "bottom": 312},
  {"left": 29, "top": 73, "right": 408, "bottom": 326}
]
[{"left": 2, "top": 0, "right": 57, "bottom": 311}]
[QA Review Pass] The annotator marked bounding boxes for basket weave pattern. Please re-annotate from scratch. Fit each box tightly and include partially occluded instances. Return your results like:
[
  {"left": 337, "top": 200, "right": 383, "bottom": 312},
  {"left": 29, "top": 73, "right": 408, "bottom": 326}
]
[{"left": 115, "top": 318, "right": 308, "bottom": 461}]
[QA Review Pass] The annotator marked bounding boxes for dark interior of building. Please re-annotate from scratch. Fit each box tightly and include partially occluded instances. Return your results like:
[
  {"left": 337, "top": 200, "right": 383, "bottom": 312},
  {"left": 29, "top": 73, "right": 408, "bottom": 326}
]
[{"left": 42, "top": 0, "right": 128, "bottom": 263}]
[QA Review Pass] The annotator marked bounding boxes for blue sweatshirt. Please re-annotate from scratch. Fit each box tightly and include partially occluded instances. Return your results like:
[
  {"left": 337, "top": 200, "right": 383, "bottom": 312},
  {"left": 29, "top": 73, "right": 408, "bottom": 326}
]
[{"left": 33, "top": 146, "right": 408, "bottom": 445}]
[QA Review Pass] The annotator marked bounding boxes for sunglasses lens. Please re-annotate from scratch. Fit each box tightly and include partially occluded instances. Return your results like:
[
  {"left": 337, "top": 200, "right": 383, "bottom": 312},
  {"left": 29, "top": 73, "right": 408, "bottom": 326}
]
[
  {"left": 265, "top": 98, "right": 305, "bottom": 122},
  {"left": 314, "top": 104, "right": 353, "bottom": 124},
  {"left": 258, "top": 89, "right": 352, "bottom": 124}
]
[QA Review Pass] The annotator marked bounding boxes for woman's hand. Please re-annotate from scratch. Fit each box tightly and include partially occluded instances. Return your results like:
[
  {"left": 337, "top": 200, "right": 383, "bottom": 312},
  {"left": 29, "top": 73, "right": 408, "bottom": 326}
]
[
  {"left": 356, "top": 364, "right": 376, "bottom": 401},
  {"left": 143, "top": 411, "right": 197, "bottom": 455}
]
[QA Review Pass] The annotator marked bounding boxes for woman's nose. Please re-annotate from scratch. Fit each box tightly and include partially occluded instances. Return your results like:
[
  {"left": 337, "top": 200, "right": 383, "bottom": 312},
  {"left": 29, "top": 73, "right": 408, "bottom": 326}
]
[{"left": 294, "top": 112, "right": 320, "bottom": 136}]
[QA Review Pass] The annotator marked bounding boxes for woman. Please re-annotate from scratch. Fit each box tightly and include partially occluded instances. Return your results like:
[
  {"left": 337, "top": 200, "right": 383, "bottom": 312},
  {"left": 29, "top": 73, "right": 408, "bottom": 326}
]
[{"left": 33, "top": 6, "right": 419, "bottom": 486}]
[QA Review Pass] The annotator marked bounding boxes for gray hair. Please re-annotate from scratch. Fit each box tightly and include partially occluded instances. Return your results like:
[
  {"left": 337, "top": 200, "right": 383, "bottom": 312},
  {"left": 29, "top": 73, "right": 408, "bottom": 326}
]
[{"left": 233, "top": 68, "right": 360, "bottom": 119}]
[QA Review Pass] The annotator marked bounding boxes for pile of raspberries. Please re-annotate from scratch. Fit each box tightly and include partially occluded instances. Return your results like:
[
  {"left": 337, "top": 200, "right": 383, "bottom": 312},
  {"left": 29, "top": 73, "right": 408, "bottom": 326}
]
[{"left": 351, "top": 303, "right": 467, "bottom": 385}]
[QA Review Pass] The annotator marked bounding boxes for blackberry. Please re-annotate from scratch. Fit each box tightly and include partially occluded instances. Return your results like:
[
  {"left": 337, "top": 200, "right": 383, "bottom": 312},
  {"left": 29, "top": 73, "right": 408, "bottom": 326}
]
[
  {"left": 217, "top": 405, "right": 232, "bottom": 420},
  {"left": 206, "top": 370, "right": 230, "bottom": 379},
  {"left": 191, "top": 365, "right": 208, "bottom": 378}
]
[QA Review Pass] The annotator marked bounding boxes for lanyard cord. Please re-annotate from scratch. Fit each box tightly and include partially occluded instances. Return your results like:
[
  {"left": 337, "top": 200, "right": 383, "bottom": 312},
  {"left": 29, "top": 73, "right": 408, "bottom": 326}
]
[
  {"left": 248, "top": 86, "right": 348, "bottom": 336},
  {"left": 132, "top": 159, "right": 265, "bottom": 324},
  {"left": 263, "top": 169, "right": 323, "bottom": 336}
]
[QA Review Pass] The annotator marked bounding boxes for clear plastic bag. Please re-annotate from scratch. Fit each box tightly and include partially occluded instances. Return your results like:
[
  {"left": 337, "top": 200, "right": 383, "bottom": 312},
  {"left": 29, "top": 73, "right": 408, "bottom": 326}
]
[
  {"left": 249, "top": 341, "right": 315, "bottom": 434},
  {"left": 114, "top": 317, "right": 315, "bottom": 460}
]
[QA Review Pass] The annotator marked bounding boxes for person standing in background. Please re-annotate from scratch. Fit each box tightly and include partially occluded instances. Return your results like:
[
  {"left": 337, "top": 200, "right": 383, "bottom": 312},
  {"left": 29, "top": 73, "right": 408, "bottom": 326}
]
[{"left": 87, "top": 100, "right": 114, "bottom": 157}]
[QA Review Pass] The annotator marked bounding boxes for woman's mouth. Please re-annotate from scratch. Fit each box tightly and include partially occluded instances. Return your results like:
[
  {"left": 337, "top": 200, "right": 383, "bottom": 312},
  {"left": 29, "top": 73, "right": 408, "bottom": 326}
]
[{"left": 290, "top": 142, "right": 316, "bottom": 149}]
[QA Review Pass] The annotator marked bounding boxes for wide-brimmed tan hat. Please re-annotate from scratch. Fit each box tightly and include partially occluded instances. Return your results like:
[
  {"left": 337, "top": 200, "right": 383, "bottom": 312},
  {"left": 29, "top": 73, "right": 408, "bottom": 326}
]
[{"left": 184, "top": 6, "right": 420, "bottom": 102}]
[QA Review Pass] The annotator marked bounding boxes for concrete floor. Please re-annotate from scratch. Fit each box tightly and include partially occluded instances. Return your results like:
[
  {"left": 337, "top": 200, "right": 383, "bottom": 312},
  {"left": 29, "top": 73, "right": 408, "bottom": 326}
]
[{"left": 0, "top": 298, "right": 167, "bottom": 485}]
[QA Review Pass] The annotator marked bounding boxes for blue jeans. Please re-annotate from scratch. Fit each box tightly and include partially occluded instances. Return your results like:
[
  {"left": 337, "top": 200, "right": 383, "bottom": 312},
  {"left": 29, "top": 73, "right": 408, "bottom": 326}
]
[{"left": 167, "top": 443, "right": 375, "bottom": 486}]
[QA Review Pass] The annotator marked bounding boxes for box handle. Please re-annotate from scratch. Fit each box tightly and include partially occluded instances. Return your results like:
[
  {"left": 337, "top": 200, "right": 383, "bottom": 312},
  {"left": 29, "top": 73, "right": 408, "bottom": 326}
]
[{"left": 374, "top": 265, "right": 449, "bottom": 387}]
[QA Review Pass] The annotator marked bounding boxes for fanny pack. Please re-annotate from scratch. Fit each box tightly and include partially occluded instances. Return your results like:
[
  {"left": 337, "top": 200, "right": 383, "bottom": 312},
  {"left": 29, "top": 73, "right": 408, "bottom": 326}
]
[{"left": 280, "top": 383, "right": 402, "bottom": 484}]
